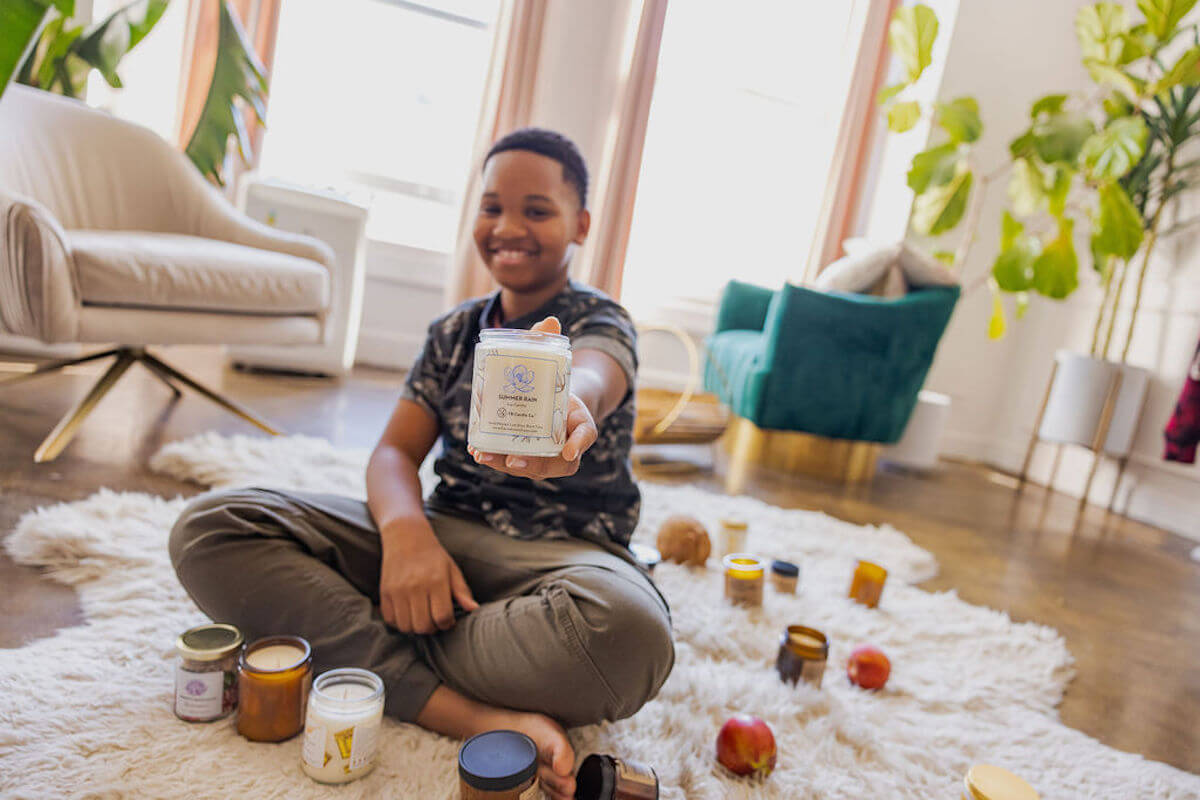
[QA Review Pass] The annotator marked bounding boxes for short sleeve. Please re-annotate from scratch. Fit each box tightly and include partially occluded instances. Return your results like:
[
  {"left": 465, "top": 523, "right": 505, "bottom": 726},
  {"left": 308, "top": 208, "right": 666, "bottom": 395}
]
[
  {"left": 568, "top": 300, "right": 638, "bottom": 388},
  {"left": 400, "top": 318, "right": 449, "bottom": 420}
]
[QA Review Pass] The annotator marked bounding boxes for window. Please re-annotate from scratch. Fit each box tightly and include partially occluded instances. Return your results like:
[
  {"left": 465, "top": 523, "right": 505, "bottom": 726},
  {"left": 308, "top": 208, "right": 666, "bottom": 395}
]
[
  {"left": 619, "top": 0, "right": 871, "bottom": 318},
  {"left": 257, "top": 0, "right": 501, "bottom": 253}
]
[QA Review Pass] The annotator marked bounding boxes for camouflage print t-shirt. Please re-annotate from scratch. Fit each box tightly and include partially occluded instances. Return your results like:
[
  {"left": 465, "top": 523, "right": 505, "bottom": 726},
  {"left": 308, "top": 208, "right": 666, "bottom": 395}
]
[{"left": 401, "top": 280, "right": 641, "bottom": 547}]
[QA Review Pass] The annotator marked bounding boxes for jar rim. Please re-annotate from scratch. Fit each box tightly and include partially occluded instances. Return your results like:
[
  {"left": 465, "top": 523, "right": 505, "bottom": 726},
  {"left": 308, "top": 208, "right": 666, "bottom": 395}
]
[
  {"left": 312, "top": 667, "right": 384, "bottom": 707},
  {"left": 239, "top": 635, "right": 312, "bottom": 673},
  {"left": 479, "top": 328, "right": 571, "bottom": 347},
  {"left": 176, "top": 623, "right": 243, "bottom": 661},
  {"left": 781, "top": 625, "right": 828, "bottom": 659},
  {"left": 722, "top": 553, "right": 765, "bottom": 574},
  {"left": 964, "top": 765, "right": 1039, "bottom": 800}
]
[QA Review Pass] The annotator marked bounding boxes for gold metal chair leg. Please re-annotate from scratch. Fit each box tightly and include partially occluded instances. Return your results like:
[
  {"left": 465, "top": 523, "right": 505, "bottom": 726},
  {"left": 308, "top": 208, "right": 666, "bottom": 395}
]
[
  {"left": 139, "top": 357, "right": 184, "bottom": 398},
  {"left": 1108, "top": 457, "right": 1129, "bottom": 513},
  {"left": 34, "top": 351, "right": 136, "bottom": 462},
  {"left": 140, "top": 351, "right": 283, "bottom": 436},
  {"left": 0, "top": 347, "right": 123, "bottom": 386}
]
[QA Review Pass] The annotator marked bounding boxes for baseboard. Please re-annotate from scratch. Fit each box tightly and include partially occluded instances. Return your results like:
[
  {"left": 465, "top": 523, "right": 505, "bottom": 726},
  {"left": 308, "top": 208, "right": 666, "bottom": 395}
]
[{"left": 941, "top": 428, "right": 1200, "bottom": 543}]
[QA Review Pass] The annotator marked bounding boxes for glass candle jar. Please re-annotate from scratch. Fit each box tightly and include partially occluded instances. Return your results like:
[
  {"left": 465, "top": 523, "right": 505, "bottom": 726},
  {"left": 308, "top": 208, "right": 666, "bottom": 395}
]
[
  {"left": 174, "top": 623, "right": 243, "bottom": 722},
  {"left": 962, "top": 764, "right": 1040, "bottom": 800},
  {"left": 458, "top": 730, "right": 539, "bottom": 799},
  {"left": 848, "top": 560, "right": 888, "bottom": 608},
  {"left": 629, "top": 543, "right": 661, "bottom": 573},
  {"left": 770, "top": 560, "right": 800, "bottom": 594},
  {"left": 723, "top": 554, "right": 765, "bottom": 607},
  {"left": 301, "top": 668, "right": 386, "bottom": 784},
  {"left": 574, "top": 753, "right": 659, "bottom": 800},
  {"left": 717, "top": 517, "right": 748, "bottom": 559},
  {"left": 469, "top": 329, "right": 572, "bottom": 457},
  {"left": 775, "top": 625, "right": 829, "bottom": 688},
  {"left": 236, "top": 635, "right": 312, "bottom": 742}
]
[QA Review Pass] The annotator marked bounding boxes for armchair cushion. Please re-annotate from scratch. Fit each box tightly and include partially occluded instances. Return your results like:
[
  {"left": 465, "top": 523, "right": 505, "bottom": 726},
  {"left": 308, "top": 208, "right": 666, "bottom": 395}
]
[{"left": 69, "top": 231, "right": 329, "bottom": 315}]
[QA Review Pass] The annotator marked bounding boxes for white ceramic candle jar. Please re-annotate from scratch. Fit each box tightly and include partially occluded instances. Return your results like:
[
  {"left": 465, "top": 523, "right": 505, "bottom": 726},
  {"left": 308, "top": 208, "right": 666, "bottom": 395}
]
[
  {"left": 469, "top": 329, "right": 572, "bottom": 457},
  {"left": 300, "top": 668, "right": 385, "bottom": 784}
]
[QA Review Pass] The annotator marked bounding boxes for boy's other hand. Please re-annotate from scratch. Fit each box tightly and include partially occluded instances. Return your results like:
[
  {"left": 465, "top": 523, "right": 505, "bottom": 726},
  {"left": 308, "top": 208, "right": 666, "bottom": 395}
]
[
  {"left": 470, "top": 315, "right": 599, "bottom": 481},
  {"left": 379, "top": 519, "right": 479, "bottom": 634}
]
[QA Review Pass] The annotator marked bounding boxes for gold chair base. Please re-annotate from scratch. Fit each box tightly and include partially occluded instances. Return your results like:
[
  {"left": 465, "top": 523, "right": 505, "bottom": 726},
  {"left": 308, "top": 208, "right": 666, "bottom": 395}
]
[
  {"left": 0, "top": 346, "right": 283, "bottom": 462},
  {"left": 720, "top": 416, "right": 880, "bottom": 493}
]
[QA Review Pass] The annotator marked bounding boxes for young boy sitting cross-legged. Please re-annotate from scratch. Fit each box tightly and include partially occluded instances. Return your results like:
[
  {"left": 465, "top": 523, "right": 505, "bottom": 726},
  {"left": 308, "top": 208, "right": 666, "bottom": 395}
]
[{"left": 169, "top": 127, "right": 674, "bottom": 799}]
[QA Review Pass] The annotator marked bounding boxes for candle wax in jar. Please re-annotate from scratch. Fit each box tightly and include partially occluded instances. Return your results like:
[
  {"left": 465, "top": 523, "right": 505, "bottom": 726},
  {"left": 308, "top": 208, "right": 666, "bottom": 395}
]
[
  {"left": 789, "top": 632, "right": 824, "bottom": 649},
  {"left": 245, "top": 644, "right": 305, "bottom": 670},
  {"left": 328, "top": 682, "right": 375, "bottom": 701}
]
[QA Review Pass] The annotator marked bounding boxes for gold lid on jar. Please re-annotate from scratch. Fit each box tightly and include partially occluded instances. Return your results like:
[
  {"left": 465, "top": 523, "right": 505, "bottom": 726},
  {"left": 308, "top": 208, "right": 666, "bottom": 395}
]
[
  {"left": 176, "top": 623, "right": 243, "bottom": 662},
  {"left": 963, "top": 764, "right": 1039, "bottom": 800},
  {"left": 718, "top": 517, "right": 748, "bottom": 530},
  {"left": 723, "top": 554, "right": 765, "bottom": 578}
]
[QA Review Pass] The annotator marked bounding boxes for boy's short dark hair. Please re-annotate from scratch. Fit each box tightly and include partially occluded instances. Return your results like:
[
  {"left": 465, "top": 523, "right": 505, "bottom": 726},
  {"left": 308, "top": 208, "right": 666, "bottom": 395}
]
[{"left": 485, "top": 127, "right": 589, "bottom": 209}]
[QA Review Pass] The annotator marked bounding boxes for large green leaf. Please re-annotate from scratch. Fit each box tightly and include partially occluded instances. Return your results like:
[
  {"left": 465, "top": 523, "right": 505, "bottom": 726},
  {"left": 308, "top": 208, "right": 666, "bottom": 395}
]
[
  {"left": 1008, "top": 158, "right": 1046, "bottom": 215},
  {"left": 184, "top": 0, "right": 269, "bottom": 185},
  {"left": 1080, "top": 116, "right": 1148, "bottom": 180},
  {"left": 887, "top": 100, "right": 921, "bottom": 132},
  {"left": 1032, "top": 217, "right": 1080, "bottom": 299},
  {"left": 936, "top": 96, "right": 982, "bottom": 143},
  {"left": 1076, "top": 3, "right": 1129, "bottom": 63},
  {"left": 1031, "top": 111, "right": 1096, "bottom": 163},
  {"left": 912, "top": 166, "right": 972, "bottom": 235},
  {"left": 1137, "top": 0, "right": 1197, "bottom": 39},
  {"left": 1152, "top": 46, "right": 1200, "bottom": 96},
  {"left": 74, "top": 0, "right": 168, "bottom": 88},
  {"left": 1093, "top": 180, "right": 1144, "bottom": 258},
  {"left": 907, "top": 143, "right": 960, "bottom": 193},
  {"left": 992, "top": 211, "right": 1040, "bottom": 291},
  {"left": 889, "top": 4, "right": 938, "bottom": 83},
  {"left": 0, "top": 0, "right": 63, "bottom": 97},
  {"left": 1085, "top": 59, "right": 1146, "bottom": 99},
  {"left": 1031, "top": 94, "right": 1069, "bottom": 117},
  {"left": 1118, "top": 24, "right": 1155, "bottom": 64}
]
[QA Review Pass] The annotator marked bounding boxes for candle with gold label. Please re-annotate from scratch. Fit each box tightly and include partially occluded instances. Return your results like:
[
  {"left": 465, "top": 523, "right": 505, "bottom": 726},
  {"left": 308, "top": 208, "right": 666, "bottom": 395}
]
[
  {"left": 848, "top": 560, "right": 888, "bottom": 608},
  {"left": 236, "top": 636, "right": 312, "bottom": 742},
  {"left": 301, "top": 668, "right": 386, "bottom": 784}
]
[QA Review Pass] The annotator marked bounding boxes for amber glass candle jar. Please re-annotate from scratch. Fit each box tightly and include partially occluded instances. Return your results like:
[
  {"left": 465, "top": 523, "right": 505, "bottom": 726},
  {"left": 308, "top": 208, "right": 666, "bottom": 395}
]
[
  {"left": 458, "top": 730, "right": 539, "bottom": 799},
  {"left": 723, "top": 554, "right": 765, "bottom": 607},
  {"left": 775, "top": 625, "right": 829, "bottom": 688},
  {"left": 962, "top": 764, "right": 1040, "bottom": 800},
  {"left": 848, "top": 560, "right": 888, "bottom": 608},
  {"left": 236, "top": 635, "right": 312, "bottom": 742}
]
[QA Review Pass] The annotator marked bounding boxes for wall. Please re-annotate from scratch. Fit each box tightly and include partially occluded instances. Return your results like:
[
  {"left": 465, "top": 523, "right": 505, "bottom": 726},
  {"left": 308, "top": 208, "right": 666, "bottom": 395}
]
[{"left": 885, "top": 0, "right": 1200, "bottom": 539}]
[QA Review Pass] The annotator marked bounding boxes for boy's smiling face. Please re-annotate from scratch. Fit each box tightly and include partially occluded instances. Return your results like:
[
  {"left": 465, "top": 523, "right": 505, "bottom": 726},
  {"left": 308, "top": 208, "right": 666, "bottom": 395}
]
[{"left": 474, "top": 150, "right": 590, "bottom": 295}]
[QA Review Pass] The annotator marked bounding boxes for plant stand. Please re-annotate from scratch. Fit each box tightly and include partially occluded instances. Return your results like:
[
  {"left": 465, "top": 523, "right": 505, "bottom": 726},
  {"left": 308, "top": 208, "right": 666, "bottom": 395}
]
[{"left": 1018, "top": 350, "right": 1150, "bottom": 512}]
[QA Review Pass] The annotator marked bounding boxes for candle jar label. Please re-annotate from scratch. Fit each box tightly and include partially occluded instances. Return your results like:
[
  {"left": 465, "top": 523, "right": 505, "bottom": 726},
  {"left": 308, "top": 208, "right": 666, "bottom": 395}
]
[
  {"left": 302, "top": 722, "right": 328, "bottom": 768},
  {"left": 474, "top": 354, "right": 560, "bottom": 441},
  {"left": 174, "top": 666, "right": 224, "bottom": 719},
  {"left": 348, "top": 722, "right": 379, "bottom": 771}
]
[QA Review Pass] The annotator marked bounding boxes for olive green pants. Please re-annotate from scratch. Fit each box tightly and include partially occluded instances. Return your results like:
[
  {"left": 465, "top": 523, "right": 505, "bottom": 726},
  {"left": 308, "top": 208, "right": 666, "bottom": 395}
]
[{"left": 168, "top": 488, "right": 674, "bottom": 726}]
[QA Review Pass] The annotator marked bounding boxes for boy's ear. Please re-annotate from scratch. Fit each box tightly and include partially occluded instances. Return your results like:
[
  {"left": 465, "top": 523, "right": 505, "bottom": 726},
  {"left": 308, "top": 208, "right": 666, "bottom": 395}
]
[{"left": 573, "top": 208, "right": 591, "bottom": 244}]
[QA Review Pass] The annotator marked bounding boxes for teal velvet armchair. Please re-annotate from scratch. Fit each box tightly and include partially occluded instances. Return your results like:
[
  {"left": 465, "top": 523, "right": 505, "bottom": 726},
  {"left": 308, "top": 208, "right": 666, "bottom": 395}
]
[{"left": 704, "top": 280, "right": 959, "bottom": 445}]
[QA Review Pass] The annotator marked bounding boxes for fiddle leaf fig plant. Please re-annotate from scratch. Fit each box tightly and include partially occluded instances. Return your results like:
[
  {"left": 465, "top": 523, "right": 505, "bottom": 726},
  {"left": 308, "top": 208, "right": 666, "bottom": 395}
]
[{"left": 878, "top": 0, "right": 1200, "bottom": 362}]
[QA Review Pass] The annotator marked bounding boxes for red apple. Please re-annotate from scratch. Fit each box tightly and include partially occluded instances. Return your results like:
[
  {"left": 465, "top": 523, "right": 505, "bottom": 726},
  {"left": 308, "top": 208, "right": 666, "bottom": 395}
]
[
  {"left": 715, "top": 713, "right": 776, "bottom": 778},
  {"left": 847, "top": 645, "right": 891, "bottom": 690}
]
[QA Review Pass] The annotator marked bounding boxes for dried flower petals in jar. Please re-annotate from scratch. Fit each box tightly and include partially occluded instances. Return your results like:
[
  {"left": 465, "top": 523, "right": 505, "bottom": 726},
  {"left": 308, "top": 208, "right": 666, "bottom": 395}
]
[{"left": 174, "top": 623, "right": 243, "bottom": 722}]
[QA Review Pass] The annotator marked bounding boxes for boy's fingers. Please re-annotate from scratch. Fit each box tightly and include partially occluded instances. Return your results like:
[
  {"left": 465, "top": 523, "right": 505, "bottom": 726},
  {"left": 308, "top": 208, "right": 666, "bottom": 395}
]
[
  {"left": 450, "top": 564, "right": 479, "bottom": 611},
  {"left": 531, "top": 316, "right": 561, "bottom": 335},
  {"left": 561, "top": 418, "right": 597, "bottom": 462}
]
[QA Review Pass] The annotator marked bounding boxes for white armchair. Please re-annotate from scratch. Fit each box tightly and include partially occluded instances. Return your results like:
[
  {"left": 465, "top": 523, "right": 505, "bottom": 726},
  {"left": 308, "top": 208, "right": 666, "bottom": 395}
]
[{"left": 0, "top": 85, "right": 334, "bottom": 461}]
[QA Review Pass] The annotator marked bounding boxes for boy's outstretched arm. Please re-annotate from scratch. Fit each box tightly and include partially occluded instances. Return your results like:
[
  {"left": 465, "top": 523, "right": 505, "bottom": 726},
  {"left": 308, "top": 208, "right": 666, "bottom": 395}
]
[
  {"left": 367, "top": 399, "right": 479, "bottom": 634},
  {"left": 469, "top": 316, "right": 629, "bottom": 481}
]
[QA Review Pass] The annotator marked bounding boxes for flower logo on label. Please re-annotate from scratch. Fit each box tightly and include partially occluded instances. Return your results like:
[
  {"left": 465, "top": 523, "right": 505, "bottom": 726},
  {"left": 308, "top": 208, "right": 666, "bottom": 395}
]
[
  {"left": 185, "top": 679, "right": 207, "bottom": 696},
  {"left": 503, "top": 364, "right": 536, "bottom": 393}
]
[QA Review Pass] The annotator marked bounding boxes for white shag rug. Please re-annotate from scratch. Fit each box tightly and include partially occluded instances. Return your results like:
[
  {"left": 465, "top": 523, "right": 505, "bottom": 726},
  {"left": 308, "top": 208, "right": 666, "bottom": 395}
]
[{"left": 1, "top": 434, "right": 1197, "bottom": 799}]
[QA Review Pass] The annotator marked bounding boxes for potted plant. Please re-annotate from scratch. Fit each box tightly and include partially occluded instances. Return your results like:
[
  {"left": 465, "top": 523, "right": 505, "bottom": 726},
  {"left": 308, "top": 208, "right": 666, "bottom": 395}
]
[
  {"left": 878, "top": 1, "right": 1200, "bottom": 493},
  {"left": 0, "top": 0, "right": 269, "bottom": 185}
]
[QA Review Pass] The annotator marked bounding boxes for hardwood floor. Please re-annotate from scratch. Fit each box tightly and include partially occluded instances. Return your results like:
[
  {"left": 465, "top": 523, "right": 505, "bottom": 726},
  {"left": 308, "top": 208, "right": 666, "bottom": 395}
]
[{"left": 2, "top": 346, "right": 1198, "bottom": 774}]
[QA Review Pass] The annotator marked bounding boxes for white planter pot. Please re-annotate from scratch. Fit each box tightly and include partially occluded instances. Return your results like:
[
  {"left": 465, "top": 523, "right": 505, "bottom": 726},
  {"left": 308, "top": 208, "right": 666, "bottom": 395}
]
[
  {"left": 882, "top": 390, "right": 951, "bottom": 471},
  {"left": 1037, "top": 350, "right": 1150, "bottom": 457}
]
